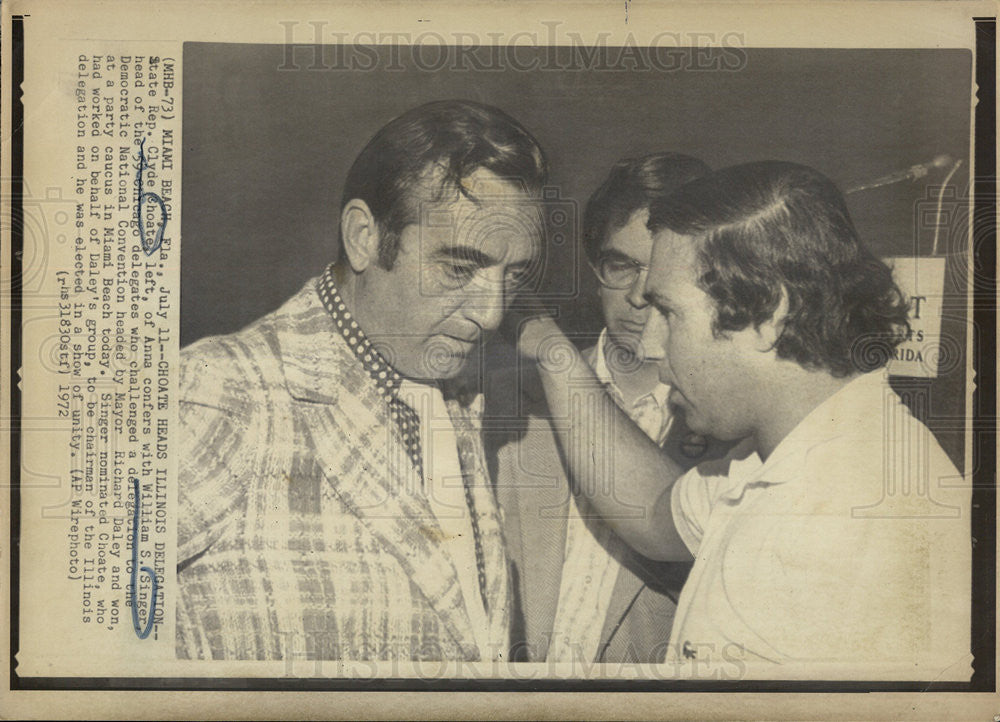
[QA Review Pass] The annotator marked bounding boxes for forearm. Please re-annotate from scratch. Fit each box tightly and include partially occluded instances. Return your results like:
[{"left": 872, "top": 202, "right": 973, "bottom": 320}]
[{"left": 530, "top": 319, "right": 691, "bottom": 561}]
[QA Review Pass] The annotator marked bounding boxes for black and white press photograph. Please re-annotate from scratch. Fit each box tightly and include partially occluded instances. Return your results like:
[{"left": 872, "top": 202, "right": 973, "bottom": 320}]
[
  {"left": 175, "top": 39, "right": 985, "bottom": 683},
  {"left": 4, "top": 1, "right": 998, "bottom": 719}
]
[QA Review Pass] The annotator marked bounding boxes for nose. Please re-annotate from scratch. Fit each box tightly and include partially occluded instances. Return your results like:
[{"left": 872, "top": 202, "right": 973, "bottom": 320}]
[
  {"left": 626, "top": 269, "right": 650, "bottom": 310},
  {"left": 639, "top": 309, "right": 670, "bottom": 371},
  {"left": 464, "top": 273, "right": 507, "bottom": 333},
  {"left": 637, "top": 272, "right": 678, "bottom": 385}
]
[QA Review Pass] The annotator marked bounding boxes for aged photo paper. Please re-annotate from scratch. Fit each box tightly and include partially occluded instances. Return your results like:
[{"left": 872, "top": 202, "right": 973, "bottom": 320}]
[{"left": 2, "top": 0, "right": 997, "bottom": 719}]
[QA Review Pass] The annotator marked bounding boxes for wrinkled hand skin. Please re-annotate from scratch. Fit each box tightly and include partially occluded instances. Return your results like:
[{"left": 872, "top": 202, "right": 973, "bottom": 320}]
[
  {"left": 498, "top": 292, "right": 560, "bottom": 362},
  {"left": 519, "top": 316, "right": 564, "bottom": 364},
  {"left": 501, "top": 294, "right": 572, "bottom": 365}
]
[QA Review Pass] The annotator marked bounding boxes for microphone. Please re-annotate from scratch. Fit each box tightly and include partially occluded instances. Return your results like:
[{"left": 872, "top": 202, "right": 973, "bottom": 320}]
[{"left": 847, "top": 154, "right": 955, "bottom": 193}]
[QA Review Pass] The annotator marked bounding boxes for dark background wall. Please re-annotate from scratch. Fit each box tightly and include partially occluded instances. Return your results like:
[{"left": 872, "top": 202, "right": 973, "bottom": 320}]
[{"left": 181, "top": 44, "right": 972, "bottom": 467}]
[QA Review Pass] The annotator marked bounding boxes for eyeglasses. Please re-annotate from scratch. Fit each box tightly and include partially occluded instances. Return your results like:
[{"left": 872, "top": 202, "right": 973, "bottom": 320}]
[{"left": 591, "top": 255, "right": 648, "bottom": 290}]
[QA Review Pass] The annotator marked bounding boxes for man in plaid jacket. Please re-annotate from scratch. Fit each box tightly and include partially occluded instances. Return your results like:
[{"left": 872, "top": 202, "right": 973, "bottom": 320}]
[{"left": 176, "top": 100, "right": 548, "bottom": 662}]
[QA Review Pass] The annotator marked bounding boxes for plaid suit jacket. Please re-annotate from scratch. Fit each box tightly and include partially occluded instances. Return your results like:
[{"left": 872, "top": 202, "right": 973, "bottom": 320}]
[{"left": 176, "top": 280, "right": 510, "bottom": 661}]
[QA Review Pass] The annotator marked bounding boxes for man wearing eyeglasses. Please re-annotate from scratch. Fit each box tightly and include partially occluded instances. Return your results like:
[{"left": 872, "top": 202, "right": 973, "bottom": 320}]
[
  {"left": 488, "top": 153, "right": 730, "bottom": 664},
  {"left": 510, "top": 160, "right": 971, "bottom": 675},
  {"left": 583, "top": 154, "right": 725, "bottom": 464}
]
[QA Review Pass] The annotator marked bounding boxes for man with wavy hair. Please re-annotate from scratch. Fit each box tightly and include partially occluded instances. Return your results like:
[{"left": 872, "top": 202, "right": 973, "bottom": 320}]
[
  {"left": 517, "top": 161, "right": 971, "bottom": 675},
  {"left": 176, "top": 100, "right": 547, "bottom": 662},
  {"left": 491, "top": 152, "right": 731, "bottom": 664}
]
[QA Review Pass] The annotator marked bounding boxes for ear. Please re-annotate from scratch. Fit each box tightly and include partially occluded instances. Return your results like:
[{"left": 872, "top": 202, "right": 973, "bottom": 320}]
[
  {"left": 340, "top": 199, "right": 379, "bottom": 272},
  {"left": 755, "top": 286, "right": 790, "bottom": 352}
]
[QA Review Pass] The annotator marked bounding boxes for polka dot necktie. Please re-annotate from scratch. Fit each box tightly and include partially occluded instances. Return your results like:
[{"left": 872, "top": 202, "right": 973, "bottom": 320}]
[
  {"left": 317, "top": 267, "right": 424, "bottom": 478},
  {"left": 318, "top": 267, "right": 490, "bottom": 614}
]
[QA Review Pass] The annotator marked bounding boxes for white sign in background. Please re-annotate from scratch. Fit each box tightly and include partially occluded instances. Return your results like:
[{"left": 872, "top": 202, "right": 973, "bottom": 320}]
[{"left": 886, "top": 256, "right": 948, "bottom": 379}]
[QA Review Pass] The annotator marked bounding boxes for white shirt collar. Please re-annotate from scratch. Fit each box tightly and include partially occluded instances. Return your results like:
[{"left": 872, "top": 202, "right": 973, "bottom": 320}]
[
  {"left": 721, "top": 370, "right": 893, "bottom": 498},
  {"left": 591, "top": 327, "right": 672, "bottom": 408}
]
